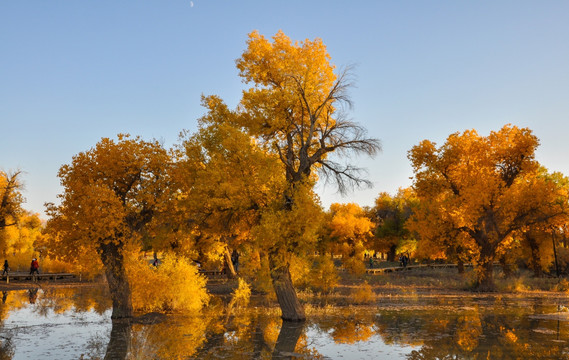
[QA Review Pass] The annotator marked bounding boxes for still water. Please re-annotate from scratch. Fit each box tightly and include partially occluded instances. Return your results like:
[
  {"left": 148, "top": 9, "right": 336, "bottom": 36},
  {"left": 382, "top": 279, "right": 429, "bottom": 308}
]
[{"left": 0, "top": 287, "right": 568, "bottom": 359}]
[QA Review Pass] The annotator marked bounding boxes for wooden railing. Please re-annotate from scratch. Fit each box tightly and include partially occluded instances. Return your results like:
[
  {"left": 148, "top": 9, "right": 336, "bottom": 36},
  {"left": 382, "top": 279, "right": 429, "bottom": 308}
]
[{"left": 1, "top": 272, "right": 78, "bottom": 283}]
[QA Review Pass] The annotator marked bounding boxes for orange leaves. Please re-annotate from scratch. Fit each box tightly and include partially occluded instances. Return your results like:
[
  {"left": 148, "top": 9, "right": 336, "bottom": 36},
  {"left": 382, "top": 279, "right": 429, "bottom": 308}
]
[
  {"left": 47, "top": 134, "right": 171, "bottom": 259},
  {"left": 174, "top": 99, "right": 285, "bottom": 251},
  {"left": 126, "top": 252, "right": 209, "bottom": 313},
  {"left": 409, "top": 125, "right": 564, "bottom": 287},
  {"left": 329, "top": 202, "right": 373, "bottom": 242},
  {"left": 237, "top": 30, "right": 335, "bottom": 92}
]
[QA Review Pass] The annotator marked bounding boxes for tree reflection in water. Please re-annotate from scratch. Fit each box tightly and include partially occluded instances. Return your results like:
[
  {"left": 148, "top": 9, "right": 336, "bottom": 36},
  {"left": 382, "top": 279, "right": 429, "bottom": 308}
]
[
  {"left": 104, "top": 320, "right": 131, "bottom": 360},
  {"left": 1, "top": 289, "right": 569, "bottom": 359},
  {"left": 272, "top": 321, "right": 305, "bottom": 359},
  {"left": 372, "top": 297, "right": 569, "bottom": 360}
]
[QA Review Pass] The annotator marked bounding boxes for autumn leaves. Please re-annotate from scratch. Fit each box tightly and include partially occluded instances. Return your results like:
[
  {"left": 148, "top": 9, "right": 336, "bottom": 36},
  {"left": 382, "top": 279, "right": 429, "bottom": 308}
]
[{"left": 408, "top": 125, "right": 568, "bottom": 290}]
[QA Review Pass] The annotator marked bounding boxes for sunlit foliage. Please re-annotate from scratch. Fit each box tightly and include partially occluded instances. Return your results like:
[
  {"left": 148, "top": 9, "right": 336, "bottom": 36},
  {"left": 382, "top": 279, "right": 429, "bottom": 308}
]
[
  {"left": 172, "top": 96, "right": 284, "bottom": 271},
  {"left": 351, "top": 281, "right": 376, "bottom": 304},
  {"left": 325, "top": 202, "right": 373, "bottom": 274},
  {"left": 126, "top": 252, "right": 209, "bottom": 313},
  {"left": 46, "top": 134, "right": 171, "bottom": 318},
  {"left": 0, "top": 211, "right": 45, "bottom": 271},
  {"left": 233, "top": 30, "right": 380, "bottom": 320},
  {"left": 229, "top": 277, "right": 251, "bottom": 309},
  {"left": 371, "top": 188, "right": 419, "bottom": 261},
  {"left": 306, "top": 255, "right": 339, "bottom": 294},
  {"left": 408, "top": 125, "right": 567, "bottom": 290}
]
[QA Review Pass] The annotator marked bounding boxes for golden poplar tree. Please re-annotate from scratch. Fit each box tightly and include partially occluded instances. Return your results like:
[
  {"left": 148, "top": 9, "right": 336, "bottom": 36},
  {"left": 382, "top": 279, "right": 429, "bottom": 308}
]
[
  {"left": 371, "top": 188, "right": 418, "bottom": 262},
  {"left": 172, "top": 95, "right": 285, "bottom": 276},
  {"left": 326, "top": 202, "right": 373, "bottom": 274},
  {"left": 0, "top": 171, "right": 24, "bottom": 231},
  {"left": 46, "top": 134, "right": 171, "bottom": 318},
  {"left": 408, "top": 125, "right": 564, "bottom": 290},
  {"left": 234, "top": 30, "right": 380, "bottom": 321}
]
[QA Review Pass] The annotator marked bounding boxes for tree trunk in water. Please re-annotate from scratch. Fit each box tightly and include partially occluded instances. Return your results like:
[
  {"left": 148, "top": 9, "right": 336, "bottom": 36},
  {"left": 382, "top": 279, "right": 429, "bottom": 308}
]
[
  {"left": 224, "top": 248, "right": 237, "bottom": 279},
  {"left": 100, "top": 241, "right": 133, "bottom": 319},
  {"left": 272, "top": 320, "right": 305, "bottom": 359},
  {"left": 269, "top": 252, "right": 305, "bottom": 322},
  {"left": 104, "top": 319, "right": 131, "bottom": 360}
]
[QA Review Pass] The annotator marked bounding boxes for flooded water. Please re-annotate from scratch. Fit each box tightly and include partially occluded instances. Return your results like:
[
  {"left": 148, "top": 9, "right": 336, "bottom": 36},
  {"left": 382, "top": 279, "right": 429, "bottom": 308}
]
[{"left": 0, "top": 287, "right": 568, "bottom": 359}]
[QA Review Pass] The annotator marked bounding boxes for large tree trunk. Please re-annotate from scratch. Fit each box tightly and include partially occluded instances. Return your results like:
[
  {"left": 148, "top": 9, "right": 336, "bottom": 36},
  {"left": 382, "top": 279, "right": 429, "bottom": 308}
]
[
  {"left": 476, "top": 254, "right": 495, "bottom": 292},
  {"left": 499, "top": 255, "right": 514, "bottom": 278},
  {"left": 526, "top": 234, "right": 543, "bottom": 277},
  {"left": 224, "top": 248, "right": 237, "bottom": 279},
  {"left": 100, "top": 241, "right": 133, "bottom": 319},
  {"left": 269, "top": 251, "right": 305, "bottom": 322},
  {"left": 472, "top": 232, "right": 496, "bottom": 291}
]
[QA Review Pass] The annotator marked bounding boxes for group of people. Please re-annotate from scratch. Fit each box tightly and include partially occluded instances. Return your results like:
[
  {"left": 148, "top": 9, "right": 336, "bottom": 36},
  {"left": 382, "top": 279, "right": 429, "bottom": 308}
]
[{"left": 1, "top": 258, "right": 40, "bottom": 276}]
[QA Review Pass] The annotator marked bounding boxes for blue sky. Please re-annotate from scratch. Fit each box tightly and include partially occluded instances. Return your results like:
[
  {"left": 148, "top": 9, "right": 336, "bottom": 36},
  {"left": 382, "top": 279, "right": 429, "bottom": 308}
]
[{"left": 2, "top": 1, "right": 569, "bottom": 215}]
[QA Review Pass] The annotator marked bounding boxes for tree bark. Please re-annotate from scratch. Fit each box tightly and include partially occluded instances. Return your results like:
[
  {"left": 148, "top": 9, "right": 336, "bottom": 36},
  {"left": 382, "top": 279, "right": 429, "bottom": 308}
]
[
  {"left": 476, "top": 256, "right": 495, "bottom": 291},
  {"left": 224, "top": 248, "right": 237, "bottom": 279},
  {"left": 269, "top": 252, "right": 305, "bottom": 322},
  {"left": 526, "top": 234, "right": 543, "bottom": 277},
  {"left": 100, "top": 241, "right": 133, "bottom": 319},
  {"left": 473, "top": 232, "right": 496, "bottom": 291},
  {"left": 499, "top": 255, "right": 514, "bottom": 278},
  {"left": 457, "top": 259, "right": 465, "bottom": 274}
]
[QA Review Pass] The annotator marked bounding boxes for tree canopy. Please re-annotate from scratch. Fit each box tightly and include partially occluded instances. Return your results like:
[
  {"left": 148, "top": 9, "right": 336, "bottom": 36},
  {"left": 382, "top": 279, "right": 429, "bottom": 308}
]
[
  {"left": 408, "top": 124, "right": 567, "bottom": 290},
  {"left": 46, "top": 134, "right": 171, "bottom": 318}
]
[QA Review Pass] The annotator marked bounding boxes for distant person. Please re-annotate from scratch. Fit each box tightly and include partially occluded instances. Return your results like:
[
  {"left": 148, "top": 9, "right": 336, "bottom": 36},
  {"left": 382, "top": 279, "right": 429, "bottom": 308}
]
[
  {"left": 231, "top": 249, "right": 239, "bottom": 272},
  {"left": 30, "top": 258, "right": 40, "bottom": 275},
  {"left": 2, "top": 260, "right": 9, "bottom": 276}
]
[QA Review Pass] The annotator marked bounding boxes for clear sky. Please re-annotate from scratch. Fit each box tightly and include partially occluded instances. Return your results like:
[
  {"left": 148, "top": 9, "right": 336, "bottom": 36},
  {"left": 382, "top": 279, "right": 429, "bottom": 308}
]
[{"left": 2, "top": 1, "right": 569, "bottom": 216}]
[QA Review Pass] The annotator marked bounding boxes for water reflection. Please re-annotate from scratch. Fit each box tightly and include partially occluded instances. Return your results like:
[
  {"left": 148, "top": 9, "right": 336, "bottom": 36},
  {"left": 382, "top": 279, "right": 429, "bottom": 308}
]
[
  {"left": 0, "top": 288, "right": 568, "bottom": 359},
  {"left": 104, "top": 320, "right": 131, "bottom": 360}
]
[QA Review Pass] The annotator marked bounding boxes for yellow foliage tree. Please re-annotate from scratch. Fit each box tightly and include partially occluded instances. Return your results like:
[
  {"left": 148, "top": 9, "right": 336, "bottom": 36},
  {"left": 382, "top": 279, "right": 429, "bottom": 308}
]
[
  {"left": 408, "top": 125, "right": 566, "bottom": 290},
  {"left": 0, "top": 170, "right": 24, "bottom": 231},
  {"left": 325, "top": 202, "right": 373, "bottom": 274},
  {"left": 172, "top": 95, "right": 285, "bottom": 276},
  {"left": 126, "top": 252, "right": 209, "bottom": 313},
  {"left": 371, "top": 188, "right": 419, "bottom": 262},
  {"left": 516, "top": 169, "right": 569, "bottom": 277},
  {"left": 46, "top": 134, "right": 171, "bottom": 318},
  {"left": 235, "top": 30, "right": 381, "bottom": 321},
  {"left": 0, "top": 170, "right": 25, "bottom": 261}
]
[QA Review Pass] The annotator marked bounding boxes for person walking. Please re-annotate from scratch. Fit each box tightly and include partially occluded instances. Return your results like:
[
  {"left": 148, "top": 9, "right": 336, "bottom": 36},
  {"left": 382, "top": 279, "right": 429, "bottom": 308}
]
[
  {"left": 30, "top": 258, "right": 40, "bottom": 275},
  {"left": 2, "top": 260, "right": 9, "bottom": 276}
]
